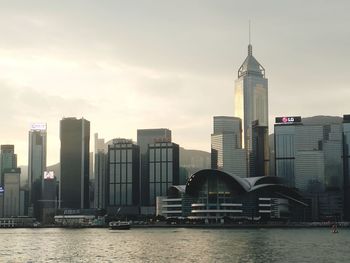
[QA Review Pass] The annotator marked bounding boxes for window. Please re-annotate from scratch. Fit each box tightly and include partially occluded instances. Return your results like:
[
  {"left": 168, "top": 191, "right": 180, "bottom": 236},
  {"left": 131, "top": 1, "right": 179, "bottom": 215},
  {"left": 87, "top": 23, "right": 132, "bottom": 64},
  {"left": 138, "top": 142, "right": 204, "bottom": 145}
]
[
  {"left": 150, "top": 149, "right": 154, "bottom": 162},
  {"left": 116, "top": 164, "right": 121, "bottom": 182},
  {"left": 116, "top": 150, "right": 120, "bottom": 163},
  {"left": 167, "top": 148, "right": 172, "bottom": 160},
  {"left": 127, "top": 149, "right": 132, "bottom": 162},
  {"left": 162, "top": 163, "right": 167, "bottom": 182},
  {"left": 109, "top": 184, "right": 115, "bottom": 205},
  {"left": 121, "top": 184, "right": 126, "bottom": 205},
  {"left": 149, "top": 163, "right": 154, "bottom": 183},
  {"left": 109, "top": 164, "right": 115, "bottom": 183},
  {"left": 110, "top": 150, "right": 115, "bottom": 162},
  {"left": 127, "top": 184, "right": 132, "bottom": 205},
  {"left": 168, "top": 163, "right": 173, "bottom": 181},
  {"left": 121, "top": 163, "right": 127, "bottom": 183},
  {"left": 156, "top": 164, "right": 160, "bottom": 181},
  {"left": 156, "top": 149, "right": 160, "bottom": 161},
  {"left": 162, "top": 148, "right": 167, "bottom": 161},
  {"left": 127, "top": 164, "right": 132, "bottom": 183},
  {"left": 115, "top": 184, "right": 120, "bottom": 205},
  {"left": 121, "top": 150, "right": 126, "bottom": 162}
]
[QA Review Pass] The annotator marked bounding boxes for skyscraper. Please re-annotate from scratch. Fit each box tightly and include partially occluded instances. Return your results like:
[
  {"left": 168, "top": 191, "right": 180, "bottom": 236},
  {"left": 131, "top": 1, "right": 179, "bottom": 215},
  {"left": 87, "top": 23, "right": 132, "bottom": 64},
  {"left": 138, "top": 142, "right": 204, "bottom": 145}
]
[
  {"left": 148, "top": 141, "right": 179, "bottom": 206},
  {"left": 137, "top": 129, "right": 171, "bottom": 206},
  {"left": 60, "top": 117, "right": 90, "bottom": 209},
  {"left": 275, "top": 116, "right": 344, "bottom": 220},
  {"left": 94, "top": 133, "right": 107, "bottom": 209},
  {"left": 211, "top": 116, "right": 247, "bottom": 177},
  {"left": 0, "top": 145, "right": 17, "bottom": 185},
  {"left": 234, "top": 43, "right": 269, "bottom": 176},
  {"left": 343, "top": 115, "right": 350, "bottom": 220},
  {"left": 3, "top": 168, "right": 21, "bottom": 217},
  {"left": 28, "top": 123, "right": 47, "bottom": 220},
  {"left": 107, "top": 138, "right": 140, "bottom": 209}
]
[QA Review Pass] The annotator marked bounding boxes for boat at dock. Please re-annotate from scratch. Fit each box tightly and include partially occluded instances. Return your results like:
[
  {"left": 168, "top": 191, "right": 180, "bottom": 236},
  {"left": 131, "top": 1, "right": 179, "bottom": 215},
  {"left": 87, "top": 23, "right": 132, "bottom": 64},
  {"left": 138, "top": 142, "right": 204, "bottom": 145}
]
[{"left": 109, "top": 221, "right": 131, "bottom": 230}]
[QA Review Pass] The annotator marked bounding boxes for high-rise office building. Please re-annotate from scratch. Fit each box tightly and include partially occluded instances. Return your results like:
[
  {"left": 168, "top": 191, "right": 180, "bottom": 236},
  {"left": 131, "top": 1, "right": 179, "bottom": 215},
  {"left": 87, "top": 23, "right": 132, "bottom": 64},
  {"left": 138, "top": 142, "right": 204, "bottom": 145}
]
[
  {"left": 211, "top": 116, "right": 247, "bottom": 177},
  {"left": 28, "top": 123, "right": 47, "bottom": 220},
  {"left": 251, "top": 121, "right": 269, "bottom": 177},
  {"left": 60, "top": 117, "right": 90, "bottom": 209},
  {"left": 42, "top": 173, "right": 57, "bottom": 224},
  {"left": 275, "top": 116, "right": 344, "bottom": 220},
  {"left": 234, "top": 43, "right": 269, "bottom": 176},
  {"left": 0, "top": 145, "right": 17, "bottom": 185},
  {"left": 343, "top": 114, "right": 350, "bottom": 220},
  {"left": 107, "top": 139, "right": 139, "bottom": 208},
  {"left": 274, "top": 116, "right": 332, "bottom": 189},
  {"left": 94, "top": 133, "right": 107, "bottom": 209},
  {"left": 149, "top": 141, "right": 179, "bottom": 206},
  {"left": 3, "top": 168, "right": 21, "bottom": 217},
  {"left": 137, "top": 129, "right": 171, "bottom": 206}
]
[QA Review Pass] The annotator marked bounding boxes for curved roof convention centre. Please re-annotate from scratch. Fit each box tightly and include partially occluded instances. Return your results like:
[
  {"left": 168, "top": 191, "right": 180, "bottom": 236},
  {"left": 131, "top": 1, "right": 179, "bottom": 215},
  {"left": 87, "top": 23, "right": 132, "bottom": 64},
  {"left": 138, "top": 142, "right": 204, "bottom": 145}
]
[{"left": 183, "top": 169, "right": 306, "bottom": 205}]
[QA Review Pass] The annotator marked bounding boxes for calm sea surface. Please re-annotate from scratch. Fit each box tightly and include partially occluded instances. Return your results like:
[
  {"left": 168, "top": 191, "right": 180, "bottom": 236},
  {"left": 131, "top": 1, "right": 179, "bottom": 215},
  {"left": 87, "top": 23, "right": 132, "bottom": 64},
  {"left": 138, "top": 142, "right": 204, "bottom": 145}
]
[{"left": 0, "top": 227, "right": 349, "bottom": 262}]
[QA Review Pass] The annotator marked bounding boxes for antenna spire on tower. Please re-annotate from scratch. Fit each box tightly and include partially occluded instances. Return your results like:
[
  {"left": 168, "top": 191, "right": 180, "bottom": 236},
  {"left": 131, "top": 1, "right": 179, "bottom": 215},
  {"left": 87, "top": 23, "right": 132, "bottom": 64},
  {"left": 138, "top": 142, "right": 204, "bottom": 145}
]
[
  {"left": 249, "top": 20, "right": 251, "bottom": 45},
  {"left": 248, "top": 20, "right": 252, "bottom": 56}
]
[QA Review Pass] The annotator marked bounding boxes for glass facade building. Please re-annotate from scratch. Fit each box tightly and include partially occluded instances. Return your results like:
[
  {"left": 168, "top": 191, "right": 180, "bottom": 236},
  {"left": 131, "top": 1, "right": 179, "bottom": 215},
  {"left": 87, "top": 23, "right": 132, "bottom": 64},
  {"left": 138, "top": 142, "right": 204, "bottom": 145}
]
[
  {"left": 234, "top": 44, "right": 269, "bottom": 177},
  {"left": 3, "top": 168, "right": 21, "bottom": 217},
  {"left": 0, "top": 145, "right": 17, "bottom": 185},
  {"left": 275, "top": 116, "right": 345, "bottom": 220},
  {"left": 211, "top": 116, "right": 247, "bottom": 177},
  {"left": 28, "top": 124, "right": 47, "bottom": 220},
  {"left": 137, "top": 128, "right": 172, "bottom": 206},
  {"left": 149, "top": 142, "right": 179, "bottom": 206},
  {"left": 94, "top": 133, "right": 107, "bottom": 209},
  {"left": 107, "top": 139, "right": 139, "bottom": 207}
]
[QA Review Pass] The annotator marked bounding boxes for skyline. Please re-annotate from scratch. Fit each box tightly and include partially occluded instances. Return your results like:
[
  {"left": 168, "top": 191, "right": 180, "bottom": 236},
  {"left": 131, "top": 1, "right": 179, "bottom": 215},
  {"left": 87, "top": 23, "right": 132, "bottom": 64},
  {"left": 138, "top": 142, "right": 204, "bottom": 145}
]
[{"left": 0, "top": 1, "right": 349, "bottom": 166}]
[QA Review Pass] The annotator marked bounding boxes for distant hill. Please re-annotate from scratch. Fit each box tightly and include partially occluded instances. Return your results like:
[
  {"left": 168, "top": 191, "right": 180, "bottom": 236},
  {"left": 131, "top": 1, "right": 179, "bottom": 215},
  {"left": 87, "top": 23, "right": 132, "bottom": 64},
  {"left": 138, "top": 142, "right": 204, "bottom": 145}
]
[
  {"left": 302, "top": 115, "right": 342, "bottom": 125},
  {"left": 179, "top": 147, "right": 211, "bottom": 182},
  {"left": 180, "top": 147, "right": 210, "bottom": 169}
]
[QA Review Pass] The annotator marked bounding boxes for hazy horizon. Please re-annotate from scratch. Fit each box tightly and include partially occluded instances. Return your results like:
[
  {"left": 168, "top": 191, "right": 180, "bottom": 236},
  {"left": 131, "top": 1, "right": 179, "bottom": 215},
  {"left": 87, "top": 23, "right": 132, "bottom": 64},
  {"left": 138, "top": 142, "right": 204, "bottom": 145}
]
[{"left": 1, "top": 0, "right": 349, "bottom": 166}]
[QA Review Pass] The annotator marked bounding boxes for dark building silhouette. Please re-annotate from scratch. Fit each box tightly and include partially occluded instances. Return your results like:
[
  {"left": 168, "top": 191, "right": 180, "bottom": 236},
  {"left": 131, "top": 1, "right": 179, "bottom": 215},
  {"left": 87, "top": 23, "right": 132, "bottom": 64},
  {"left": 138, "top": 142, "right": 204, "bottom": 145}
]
[
  {"left": 343, "top": 115, "right": 350, "bottom": 220},
  {"left": 28, "top": 124, "right": 47, "bottom": 220},
  {"left": 60, "top": 117, "right": 90, "bottom": 209},
  {"left": 251, "top": 121, "right": 269, "bottom": 177}
]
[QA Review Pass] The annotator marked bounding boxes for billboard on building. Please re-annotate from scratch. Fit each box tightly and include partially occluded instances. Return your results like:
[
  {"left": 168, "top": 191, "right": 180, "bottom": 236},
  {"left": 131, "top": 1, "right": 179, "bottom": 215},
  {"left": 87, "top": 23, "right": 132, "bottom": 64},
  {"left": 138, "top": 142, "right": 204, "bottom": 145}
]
[
  {"left": 44, "top": 171, "right": 55, "bottom": 180},
  {"left": 275, "top": 116, "right": 302, "bottom": 125},
  {"left": 30, "top": 123, "right": 47, "bottom": 131}
]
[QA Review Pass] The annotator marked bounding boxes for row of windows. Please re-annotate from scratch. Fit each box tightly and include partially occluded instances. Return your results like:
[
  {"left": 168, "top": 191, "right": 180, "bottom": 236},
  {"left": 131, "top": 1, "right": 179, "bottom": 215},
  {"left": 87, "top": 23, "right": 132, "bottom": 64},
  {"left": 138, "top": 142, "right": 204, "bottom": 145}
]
[
  {"left": 109, "top": 149, "right": 133, "bottom": 163},
  {"left": 109, "top": 164, "right": 133, "bottom": 183},
  {"left": 149, "top": 148, "right": 173, "bottom": 162},
  {"left": 149, "top": 162, "right": 173, "bottom": 183},
  {"left": 275, "top": 135, "right": 295, "bottom": 158},
  {"left": 109, "top": 183, "right": 133, "bottom": 206}
]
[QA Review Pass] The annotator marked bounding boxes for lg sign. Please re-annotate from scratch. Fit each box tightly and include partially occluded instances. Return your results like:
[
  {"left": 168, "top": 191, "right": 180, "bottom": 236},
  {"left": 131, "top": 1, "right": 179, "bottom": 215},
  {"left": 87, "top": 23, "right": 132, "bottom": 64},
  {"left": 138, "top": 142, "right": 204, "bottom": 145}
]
[
  {"left": 275, "top": 116, "right": 301, "bottom": 124},
  {"left": 282, "top": 117, "right": 294, "bottom": 123}
]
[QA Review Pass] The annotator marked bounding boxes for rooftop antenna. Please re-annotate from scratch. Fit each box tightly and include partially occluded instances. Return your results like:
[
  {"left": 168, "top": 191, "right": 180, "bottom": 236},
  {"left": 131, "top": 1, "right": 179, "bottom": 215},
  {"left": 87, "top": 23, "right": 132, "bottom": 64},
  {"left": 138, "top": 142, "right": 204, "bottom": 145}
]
[
  {"left": 248, "top": 20, "right": 252, "bottom": 56},
  {"left": 249, "top": 20, "right": 251, "bottom": 45}
]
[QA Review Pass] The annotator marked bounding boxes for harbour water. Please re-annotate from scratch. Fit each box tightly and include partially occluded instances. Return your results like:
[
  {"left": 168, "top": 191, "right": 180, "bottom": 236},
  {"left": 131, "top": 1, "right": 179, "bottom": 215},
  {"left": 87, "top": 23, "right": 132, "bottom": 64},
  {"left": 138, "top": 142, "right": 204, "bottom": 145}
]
[{"left": 0, "top": 228, "right": 349, "bottom": 262}]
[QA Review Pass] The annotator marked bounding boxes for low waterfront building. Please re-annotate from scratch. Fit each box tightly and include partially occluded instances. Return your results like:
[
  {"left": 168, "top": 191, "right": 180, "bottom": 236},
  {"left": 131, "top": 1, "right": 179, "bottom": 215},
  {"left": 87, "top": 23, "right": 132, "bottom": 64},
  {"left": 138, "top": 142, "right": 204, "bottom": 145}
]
[{"left": 157, "top": 169, "right": 308, "bottom": 222}]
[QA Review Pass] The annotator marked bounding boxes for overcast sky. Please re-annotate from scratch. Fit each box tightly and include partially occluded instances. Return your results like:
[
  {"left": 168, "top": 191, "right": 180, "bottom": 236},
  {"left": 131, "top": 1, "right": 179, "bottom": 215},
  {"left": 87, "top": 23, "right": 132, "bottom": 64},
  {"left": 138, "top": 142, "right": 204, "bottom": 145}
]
[{"left": 0, "top": 0, "right": 349, "bottom": 166}]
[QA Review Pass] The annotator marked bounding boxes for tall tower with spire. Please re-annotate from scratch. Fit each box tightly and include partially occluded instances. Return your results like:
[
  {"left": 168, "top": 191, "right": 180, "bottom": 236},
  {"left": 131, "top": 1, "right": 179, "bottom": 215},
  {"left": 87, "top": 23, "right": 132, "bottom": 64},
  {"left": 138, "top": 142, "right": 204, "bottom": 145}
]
[{"left": 234, "top": 41, "right": 269, "bottom": 177}]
